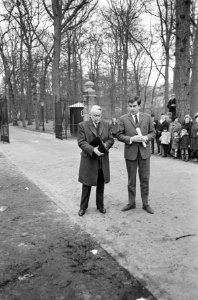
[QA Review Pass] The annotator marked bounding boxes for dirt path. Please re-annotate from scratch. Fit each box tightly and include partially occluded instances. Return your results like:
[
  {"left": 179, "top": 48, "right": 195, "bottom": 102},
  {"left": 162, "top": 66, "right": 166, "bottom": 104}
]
[
  {"left": 0, "top": 153, "right": 156, "bottom": 300},
  {"left": 1, "top": 126, "right": 198, "bottom": 300}
]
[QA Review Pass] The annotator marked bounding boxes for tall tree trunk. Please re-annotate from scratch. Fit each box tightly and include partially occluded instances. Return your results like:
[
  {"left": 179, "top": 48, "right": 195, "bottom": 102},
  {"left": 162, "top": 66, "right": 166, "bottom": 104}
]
[
  {"left": 173, "top": 0, "right": 191, "bottom": 119},
  {"left": 164, "top": 50, "right": 170, "bottom": 111},
  {"left": 122, "top": 43, "right": 128, "bottom": 113},
  {"left": 19, "top": 33, "right": 26, "bottom": 128},
  {"left": 52, "top": 8, "right": 61, "bottom": 105},
  {"left": 32, "top": 75, "right": 40, "bottom": 130},
  {"left": 0, "top": 45, "right": 18, "bottom": 125},
  {"left": 27, "top": 48, "right": 33, "bottom": 125},
  {"left": 189, "top": 20, "right": 198, "bottom": 115},
  {"left": 133, "top": 62, "right": 140, "bottom": 97}
]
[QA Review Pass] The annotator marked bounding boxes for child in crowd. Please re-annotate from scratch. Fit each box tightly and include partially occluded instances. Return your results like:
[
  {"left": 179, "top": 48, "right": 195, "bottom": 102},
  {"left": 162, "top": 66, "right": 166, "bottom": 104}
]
[
  {"left": 179, "top": 129, "right": 190, "bottom": 161},
  {"left": 159, "top": 128, "right": 171, "bottom": 157},
  {"left": 190, "top": 113, "right": 198, "bottom": 162},
  {"left": 150, "top": 114, "right": 159, "bottom": 153},
  {"left": 182, "top": 115, "right": 193, "bottom": 134},
  {"left": 171, "top": 131, "right": 180, "bottom": 159},
  {"left": 156, "top": 113, "right": 169, "bottom": 155}
]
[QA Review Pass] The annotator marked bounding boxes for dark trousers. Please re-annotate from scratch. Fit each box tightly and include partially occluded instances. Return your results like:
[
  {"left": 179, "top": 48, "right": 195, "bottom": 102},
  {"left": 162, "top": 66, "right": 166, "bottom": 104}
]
[
  {"left": 156, "top": 136, "right": 161, "bottom": 153},
  {"left": 125, "top": 152, "right": 150, "bottom": 206},
  {"left": 150, "top": 139, "right": 154, "bottom": 153},
  {"left": 161, "top": 144, "right": 169, "bottom": 156},
  {"left": 80, "top": 169, "right": 104, "bottom": 210}
]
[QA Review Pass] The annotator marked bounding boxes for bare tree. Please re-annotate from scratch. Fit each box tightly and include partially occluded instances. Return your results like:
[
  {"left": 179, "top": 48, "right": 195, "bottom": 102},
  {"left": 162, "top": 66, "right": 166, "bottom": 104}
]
[
  {"left": 155, "top": 0, "right": 175, "bottom": 109},
  {"left": 189, "top": 19, "right": 198, "bottom": 115},
  {"left": 42, "top": 0, "right": 97, "bottom": 119},
  {"left": 173, "top": 0, "right": 191, "bottom": 118},
  {"left": 102, "top": 0, "right": 145, "bottom": 112},
  {"left": 0, "top": 26, "right": 19, "bottom": 125}
]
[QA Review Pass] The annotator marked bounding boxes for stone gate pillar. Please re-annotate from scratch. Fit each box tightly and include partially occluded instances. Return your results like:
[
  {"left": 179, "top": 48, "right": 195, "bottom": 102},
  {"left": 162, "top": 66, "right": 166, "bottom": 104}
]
[{"left": 82, "top": 81, "right": 96, "bottom": 121}]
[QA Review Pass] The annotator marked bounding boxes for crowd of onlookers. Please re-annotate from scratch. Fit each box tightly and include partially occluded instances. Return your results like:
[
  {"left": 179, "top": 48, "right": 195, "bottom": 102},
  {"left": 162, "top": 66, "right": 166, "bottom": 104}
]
[
  {"left": 110, "top": 112, "right": 198, "bottom": 163},
  {"left": 151, "top": 112, "right": 198, "bottom": 162}
]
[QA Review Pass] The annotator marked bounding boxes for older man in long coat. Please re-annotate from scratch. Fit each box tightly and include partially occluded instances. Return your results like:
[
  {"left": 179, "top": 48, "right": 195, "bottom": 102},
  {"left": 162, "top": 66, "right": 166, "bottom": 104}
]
[{"left": 77, "top": 105, "right": 114, "bottom": 216}]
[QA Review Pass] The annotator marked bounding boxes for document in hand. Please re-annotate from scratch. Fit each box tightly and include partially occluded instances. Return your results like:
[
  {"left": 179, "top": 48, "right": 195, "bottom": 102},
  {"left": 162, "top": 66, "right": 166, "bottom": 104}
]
[
  {"left": 136, "top": 127, "right": 146, "bottom": 147},
  {"left": 90, "top": 136, "right": 108, "bottom": 153}
]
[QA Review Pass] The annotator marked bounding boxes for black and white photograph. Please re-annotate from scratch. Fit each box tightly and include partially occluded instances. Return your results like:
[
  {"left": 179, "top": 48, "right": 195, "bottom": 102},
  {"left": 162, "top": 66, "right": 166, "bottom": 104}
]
[{"left": 0, "top": 0, "right": 198, "bottom": 299}]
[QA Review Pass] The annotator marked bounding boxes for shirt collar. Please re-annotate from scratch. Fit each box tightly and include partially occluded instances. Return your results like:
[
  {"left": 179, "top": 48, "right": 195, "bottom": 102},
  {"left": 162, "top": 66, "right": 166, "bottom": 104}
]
[
  {"left": 131, "top": 112, "right": 139, "bottom": 119},
  {"left": 92, "top": 120, "right": 99, "bottom": 128}
]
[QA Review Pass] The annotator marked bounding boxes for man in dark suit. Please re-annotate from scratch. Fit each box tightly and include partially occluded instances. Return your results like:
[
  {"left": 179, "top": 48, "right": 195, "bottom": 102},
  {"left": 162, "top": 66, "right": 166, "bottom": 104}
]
[
  {"left": 167, "top": 94, "right": 176, "bottom": 118},
  {"left": 117, "top": 96, "right": 156, "bottom": 214},
  {"left": 150, "top": 114, "right": 159, "bottom": 154},
  {"left": 77, "top": 105, "right": 114, "bottom": 216}
]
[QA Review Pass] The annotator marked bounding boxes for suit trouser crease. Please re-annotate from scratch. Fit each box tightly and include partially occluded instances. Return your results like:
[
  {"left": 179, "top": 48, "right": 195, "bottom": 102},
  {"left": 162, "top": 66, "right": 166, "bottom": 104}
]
[
  {"left": 126, "top": 153, "right": 150, "bottom": 206},
  {"left": 80, "top": 169, "right": 104, "bottom": 210}
]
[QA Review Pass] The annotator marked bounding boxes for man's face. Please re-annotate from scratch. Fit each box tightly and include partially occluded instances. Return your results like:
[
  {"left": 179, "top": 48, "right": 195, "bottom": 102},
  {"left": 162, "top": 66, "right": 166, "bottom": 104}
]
[
  {"left": 161, "top": 114, "right": 166, "bottom": 122},
  {"left": 128, "top": 101, "right": 141, "bottom": 115},
  {"left": 90, "top": 110, "right": 102, "bottom": 124}
]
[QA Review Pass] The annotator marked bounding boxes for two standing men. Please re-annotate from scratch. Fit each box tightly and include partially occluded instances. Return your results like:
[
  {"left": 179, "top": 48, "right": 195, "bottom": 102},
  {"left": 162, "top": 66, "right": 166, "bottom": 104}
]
[{"left": 77, "top": 97, "right": 155, "bottom": 216}]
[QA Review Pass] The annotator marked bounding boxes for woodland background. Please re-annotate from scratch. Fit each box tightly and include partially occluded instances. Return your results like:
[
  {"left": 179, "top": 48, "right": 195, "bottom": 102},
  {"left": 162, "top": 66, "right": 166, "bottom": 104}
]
[{"left": 0, "top": 0, "right": 198, "bottom": 129}]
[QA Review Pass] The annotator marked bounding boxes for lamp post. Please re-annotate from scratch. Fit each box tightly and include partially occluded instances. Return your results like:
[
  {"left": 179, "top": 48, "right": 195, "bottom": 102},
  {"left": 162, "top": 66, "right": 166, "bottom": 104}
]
[{"left": 40, "top": 101, "right": 45, "bottom": 132}]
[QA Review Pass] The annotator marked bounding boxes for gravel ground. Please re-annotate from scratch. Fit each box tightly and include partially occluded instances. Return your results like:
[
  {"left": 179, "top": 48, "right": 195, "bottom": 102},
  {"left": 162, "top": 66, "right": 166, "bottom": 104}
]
[
  {"left": 1, "top": 125, "right": 198, "bottom": 300},
  {"left": 0, "top": 153, "right": 156, "bottom": 300}
]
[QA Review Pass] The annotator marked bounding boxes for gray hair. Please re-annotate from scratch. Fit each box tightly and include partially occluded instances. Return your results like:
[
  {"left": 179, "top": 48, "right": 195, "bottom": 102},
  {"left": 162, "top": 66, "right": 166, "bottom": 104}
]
[{"left": 90, "top": 105, "right": 102, "bottom": 114}]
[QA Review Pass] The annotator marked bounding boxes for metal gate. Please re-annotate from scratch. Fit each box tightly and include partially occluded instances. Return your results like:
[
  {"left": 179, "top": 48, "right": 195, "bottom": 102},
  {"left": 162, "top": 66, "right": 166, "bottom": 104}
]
[
  {"left": 0, "top": 96, "right": 9, "bottom": 143},
  {"left": 55, "top": 99, "right": 84, "bottom": 140}
]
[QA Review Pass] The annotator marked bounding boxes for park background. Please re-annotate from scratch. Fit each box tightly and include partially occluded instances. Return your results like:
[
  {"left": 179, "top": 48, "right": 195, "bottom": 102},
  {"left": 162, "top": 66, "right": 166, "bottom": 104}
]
[{"left": 0, "top": 0, "right": 198, "bottom": 138}]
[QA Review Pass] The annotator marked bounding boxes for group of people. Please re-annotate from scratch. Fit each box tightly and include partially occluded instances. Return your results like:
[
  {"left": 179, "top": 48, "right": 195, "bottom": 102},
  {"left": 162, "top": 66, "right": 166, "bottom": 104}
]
[
  {"left": 77, "top": 96, "right": 198, "bottom": 217},
  {"left": 77, "top": 97, "right": 155, "bottom": 217},
  {"left": 151, "top": 113, "right": 198, "bottom": 162}
]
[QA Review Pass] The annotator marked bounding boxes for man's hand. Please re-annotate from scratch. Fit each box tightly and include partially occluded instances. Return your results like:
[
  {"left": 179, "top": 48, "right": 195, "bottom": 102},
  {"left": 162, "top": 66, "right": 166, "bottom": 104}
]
[
  {"left": 94, "top": 147, "right": 104, "bottom": 156},
  {"left": 142, "top": 136, "right": 148, "bottom": 143},
  {"left": 131, "top": 135, "right": 145, "bottom": 143}
]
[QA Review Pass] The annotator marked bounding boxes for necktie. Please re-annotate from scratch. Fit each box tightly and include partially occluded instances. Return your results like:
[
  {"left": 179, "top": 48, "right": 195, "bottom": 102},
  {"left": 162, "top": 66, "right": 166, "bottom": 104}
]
[
  {"left": 135, "top": 114, "right": 138, "bottom": 124},
  {"left": 96, "top": 122, "right": 100, "bottom": 135}
]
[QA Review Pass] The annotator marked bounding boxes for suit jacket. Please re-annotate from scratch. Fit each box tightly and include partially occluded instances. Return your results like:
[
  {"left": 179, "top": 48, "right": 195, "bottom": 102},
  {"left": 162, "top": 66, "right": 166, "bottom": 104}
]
[
  {"left": 117, "top": 112, "right": 155, "bottom": 160},
  {"left": 78, "top": 119, "right": 114, "bottom": 186}
]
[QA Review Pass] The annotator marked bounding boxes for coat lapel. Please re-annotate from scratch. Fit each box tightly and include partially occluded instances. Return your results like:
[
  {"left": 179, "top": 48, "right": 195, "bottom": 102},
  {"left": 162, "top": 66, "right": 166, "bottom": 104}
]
[
  {"left": 88, "top": 119, "right": 97, "bottom": 136},
  {"left": 139, "top": 112, "right": 144, "bottom": 127},
  {"left": 128, "top": 113, "right": 136, "bottom": 128},
  {"left": 99, "top": 121, "right": 104, "bottom": 136}
]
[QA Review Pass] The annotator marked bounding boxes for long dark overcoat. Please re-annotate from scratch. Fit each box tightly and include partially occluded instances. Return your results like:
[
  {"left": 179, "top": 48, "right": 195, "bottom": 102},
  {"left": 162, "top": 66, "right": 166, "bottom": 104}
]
[{"left": 78, "top": 119, "right": 114, "bottom": 186}]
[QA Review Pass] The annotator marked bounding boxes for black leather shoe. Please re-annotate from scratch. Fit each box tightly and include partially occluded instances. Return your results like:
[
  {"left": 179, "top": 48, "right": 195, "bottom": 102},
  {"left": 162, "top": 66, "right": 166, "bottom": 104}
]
[
  {"left": 97, "top": 207, "right": 106, "bottom": 214},
  {"left": 142, "top": 205, "right": 154, "bottom": 214},
  {"left": 78, "top": 209, "right": 86, "bottom": 216},
  {"left": 121, "top": 204, "right": 136, "bottom": 212}
]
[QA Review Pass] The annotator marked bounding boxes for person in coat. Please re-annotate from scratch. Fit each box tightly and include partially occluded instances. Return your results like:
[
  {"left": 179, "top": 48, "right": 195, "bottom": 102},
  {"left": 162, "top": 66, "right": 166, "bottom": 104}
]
[
  {"left": 155, "top": 113, "right": 169, "bottom": 155},
  {"left": 150, "top": 114, "right": 159, "bottom": 154},
  {"left": 167, "top": 94, "right": 176, "bottom": 118},
  {"left": 117, "top": 96, "right": 156, "bottom": 214},
  {"left": 77, "top": 105, "right": 114, "bottom": 216},
  {"left": 179, "top": 128, "right": 190, "bottom": 161},
  {"left": 159, "top": 128, "right": 171, "bottom": 157},
  {"left": 190, "top": 113, "right": 198, "bottom": 162}
]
